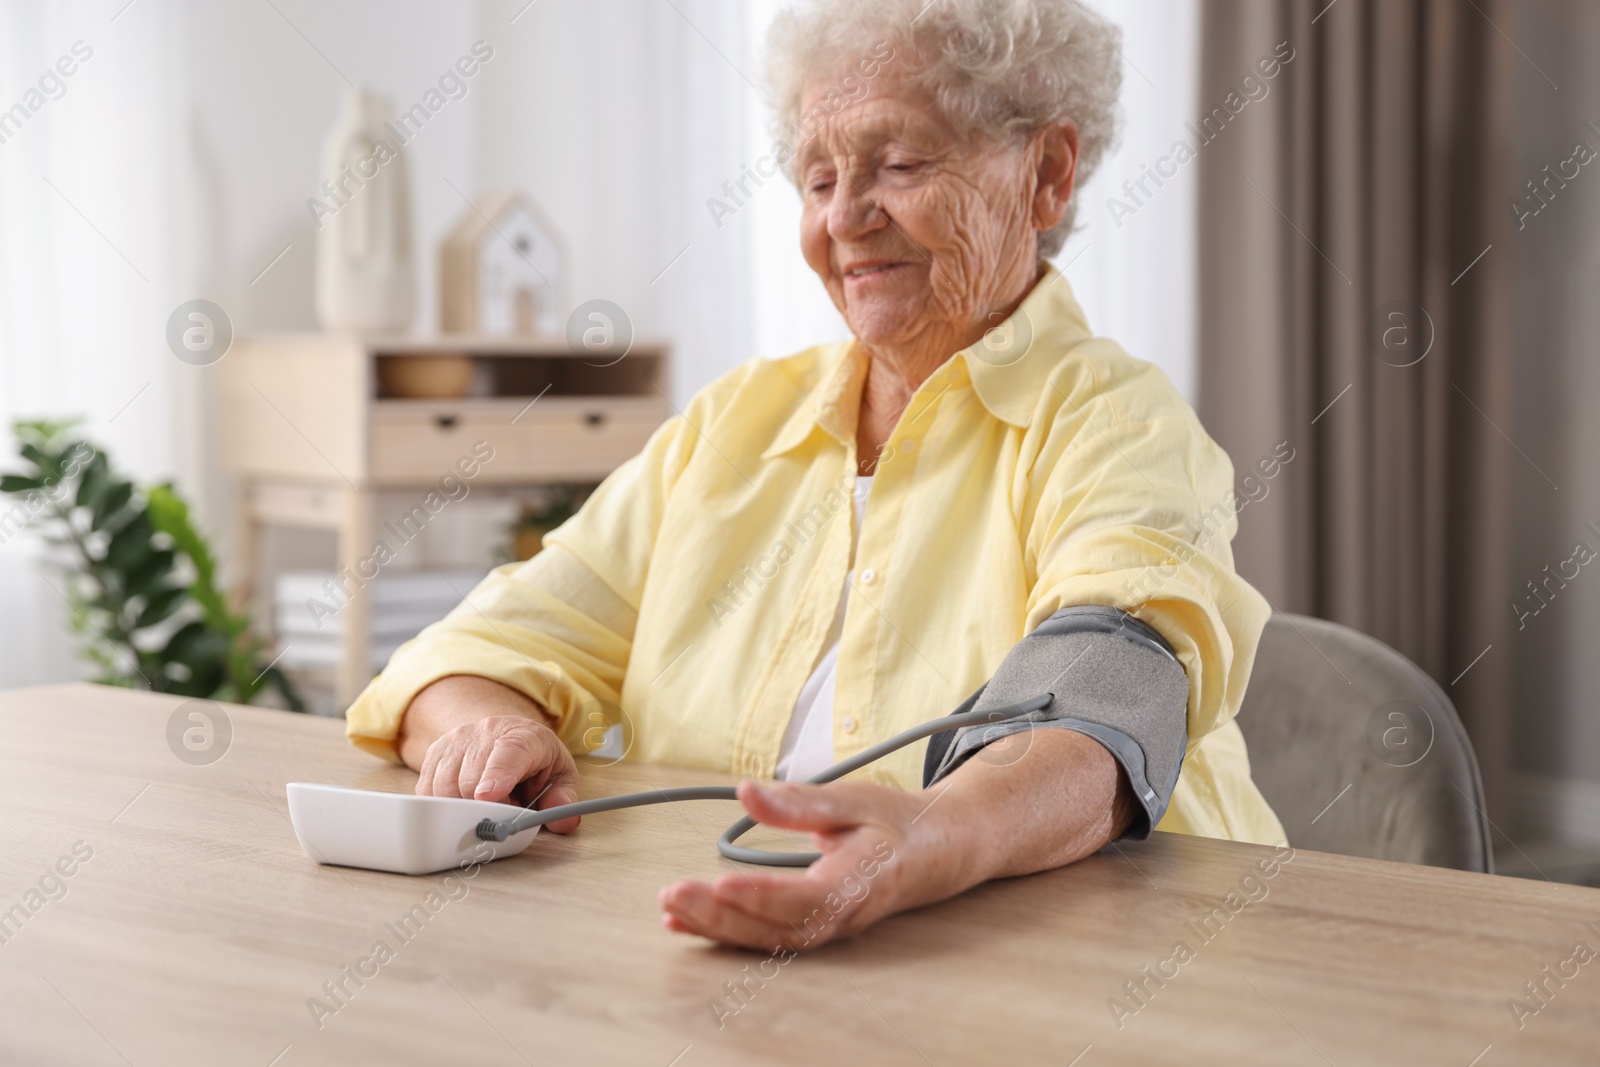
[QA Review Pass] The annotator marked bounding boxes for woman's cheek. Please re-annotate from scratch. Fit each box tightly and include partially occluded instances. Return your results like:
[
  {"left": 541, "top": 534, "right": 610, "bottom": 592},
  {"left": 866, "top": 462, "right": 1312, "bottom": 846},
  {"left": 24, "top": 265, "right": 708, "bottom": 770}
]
[
  {"left": 798, "top": 207, "right": 827, "bottom": 267},
  {"left": 799, "top": 211, "right": 843, "bottom": 300},
  {"left": 924, "top": 193, "right": 993, "bottom": 313}
]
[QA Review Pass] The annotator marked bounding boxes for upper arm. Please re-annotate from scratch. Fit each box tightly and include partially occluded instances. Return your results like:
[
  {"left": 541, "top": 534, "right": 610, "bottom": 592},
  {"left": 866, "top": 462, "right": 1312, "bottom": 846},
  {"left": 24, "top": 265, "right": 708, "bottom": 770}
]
[{"left": 1019, "top": 357, "right": 1272, "bottom": 746}]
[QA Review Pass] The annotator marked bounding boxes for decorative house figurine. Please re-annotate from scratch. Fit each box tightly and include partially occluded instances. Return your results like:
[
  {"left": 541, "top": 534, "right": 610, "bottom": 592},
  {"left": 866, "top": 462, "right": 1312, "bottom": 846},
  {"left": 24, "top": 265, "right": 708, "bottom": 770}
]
[{"left": 440, "top": 190, "right": 565, "bottom": 335}]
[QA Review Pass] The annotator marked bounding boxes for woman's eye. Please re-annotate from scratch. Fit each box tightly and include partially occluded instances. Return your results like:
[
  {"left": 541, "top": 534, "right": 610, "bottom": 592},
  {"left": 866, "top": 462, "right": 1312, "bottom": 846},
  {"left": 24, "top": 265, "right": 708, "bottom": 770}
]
[{"left": 886, "top": 162, "right": 919, "bottom": 174}]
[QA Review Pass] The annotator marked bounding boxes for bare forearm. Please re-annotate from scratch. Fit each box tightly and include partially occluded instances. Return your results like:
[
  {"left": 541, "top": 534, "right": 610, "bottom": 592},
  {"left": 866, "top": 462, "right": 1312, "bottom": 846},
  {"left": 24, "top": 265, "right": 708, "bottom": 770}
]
[
  {"left": 396, "top": 675, "right": 553, "bottom": 770},
  {"left": 662, "top": 729, "right": 1142, "bottom": 948},
  {"left": 925, "top": 728, "right": 1137, "bottom": 889}
]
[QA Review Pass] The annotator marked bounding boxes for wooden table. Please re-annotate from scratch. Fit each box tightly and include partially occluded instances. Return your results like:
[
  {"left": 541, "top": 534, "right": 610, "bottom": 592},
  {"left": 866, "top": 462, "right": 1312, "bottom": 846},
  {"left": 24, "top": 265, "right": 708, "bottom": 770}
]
[{"left": 2, "top": 684, "right": 1597, "bottom": 1066}]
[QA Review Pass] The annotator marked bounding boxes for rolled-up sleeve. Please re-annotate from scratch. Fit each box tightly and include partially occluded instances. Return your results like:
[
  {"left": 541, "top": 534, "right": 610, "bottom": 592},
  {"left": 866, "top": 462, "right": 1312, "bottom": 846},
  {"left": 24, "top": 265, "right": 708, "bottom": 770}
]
[{"left": 1019, "top": 364, "right": 1271, "bottom": 755}]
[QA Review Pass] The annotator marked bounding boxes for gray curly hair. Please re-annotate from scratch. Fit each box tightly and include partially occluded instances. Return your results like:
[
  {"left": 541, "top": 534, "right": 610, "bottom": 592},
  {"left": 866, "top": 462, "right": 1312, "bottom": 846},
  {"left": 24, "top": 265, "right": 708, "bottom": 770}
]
[{"left": 763, "top": 0, "right": 1123, "bottom": 256}]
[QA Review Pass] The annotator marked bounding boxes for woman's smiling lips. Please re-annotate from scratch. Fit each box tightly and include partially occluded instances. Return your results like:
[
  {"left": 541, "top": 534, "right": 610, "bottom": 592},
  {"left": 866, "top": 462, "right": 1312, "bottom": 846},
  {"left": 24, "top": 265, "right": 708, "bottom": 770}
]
[{"left": 841, "top": 260, "right": 910, "bottom": 284}]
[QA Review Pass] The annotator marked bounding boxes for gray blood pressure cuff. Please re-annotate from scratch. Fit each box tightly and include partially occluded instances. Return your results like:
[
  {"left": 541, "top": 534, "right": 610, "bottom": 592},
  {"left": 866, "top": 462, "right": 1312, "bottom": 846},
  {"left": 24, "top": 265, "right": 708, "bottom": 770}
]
[{"left": 922, "top": 606, "right": 1188, "bottom": 840}]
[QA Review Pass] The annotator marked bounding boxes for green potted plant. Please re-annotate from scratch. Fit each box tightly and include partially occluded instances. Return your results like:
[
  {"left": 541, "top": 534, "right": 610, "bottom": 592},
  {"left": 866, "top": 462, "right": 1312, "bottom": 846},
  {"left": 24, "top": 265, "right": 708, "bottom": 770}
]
[{"left": 0, "top": 419, "right": 302, "bottom": 709}]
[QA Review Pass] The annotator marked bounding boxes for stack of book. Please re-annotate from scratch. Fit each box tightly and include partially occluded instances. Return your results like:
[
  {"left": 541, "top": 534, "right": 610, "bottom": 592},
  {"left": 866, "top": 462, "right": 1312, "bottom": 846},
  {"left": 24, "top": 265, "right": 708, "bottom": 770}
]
[{"left": 272, "top": 568, "right": 490, "bottom": 674}]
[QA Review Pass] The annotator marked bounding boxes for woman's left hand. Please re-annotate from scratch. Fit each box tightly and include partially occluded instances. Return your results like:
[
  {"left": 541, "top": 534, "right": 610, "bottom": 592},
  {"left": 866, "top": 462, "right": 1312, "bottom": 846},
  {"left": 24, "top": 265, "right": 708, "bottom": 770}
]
[{"left": 657, "top": 778, "right": 982, "bottom": 951}]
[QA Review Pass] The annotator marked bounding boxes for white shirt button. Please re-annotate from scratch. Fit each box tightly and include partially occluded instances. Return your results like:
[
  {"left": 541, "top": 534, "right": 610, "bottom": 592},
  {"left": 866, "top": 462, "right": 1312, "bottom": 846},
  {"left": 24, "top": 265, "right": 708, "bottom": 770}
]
[
  {"left": 860, "top": 568, "right": 877, "bottom": 585},
  {"left": 842, "top": 717, "right": 857, "bottom": 734},
  {"left": 901, "top": 439, "right": 916, "bottom": 453}
]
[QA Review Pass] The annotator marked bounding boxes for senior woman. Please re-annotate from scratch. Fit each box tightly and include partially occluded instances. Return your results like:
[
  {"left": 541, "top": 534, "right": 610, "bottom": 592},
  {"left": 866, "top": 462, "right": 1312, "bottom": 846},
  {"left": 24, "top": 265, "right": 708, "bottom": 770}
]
[{"left": 346, "top": 0, "right": 1285, "bottom": 950}]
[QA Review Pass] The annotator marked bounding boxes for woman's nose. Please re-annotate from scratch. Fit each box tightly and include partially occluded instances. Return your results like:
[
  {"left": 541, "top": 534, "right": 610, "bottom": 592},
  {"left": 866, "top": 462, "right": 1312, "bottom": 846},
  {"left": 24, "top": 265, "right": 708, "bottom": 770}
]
[{"left": 827, "top": 178, "right": 885, "bottom": 242}]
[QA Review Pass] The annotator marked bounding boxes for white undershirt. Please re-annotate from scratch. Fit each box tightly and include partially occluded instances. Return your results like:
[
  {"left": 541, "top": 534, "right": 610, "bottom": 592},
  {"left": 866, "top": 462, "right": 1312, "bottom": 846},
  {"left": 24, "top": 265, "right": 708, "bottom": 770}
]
[{"left": 775, "top": 475, "right": 873, "bottom": 782}]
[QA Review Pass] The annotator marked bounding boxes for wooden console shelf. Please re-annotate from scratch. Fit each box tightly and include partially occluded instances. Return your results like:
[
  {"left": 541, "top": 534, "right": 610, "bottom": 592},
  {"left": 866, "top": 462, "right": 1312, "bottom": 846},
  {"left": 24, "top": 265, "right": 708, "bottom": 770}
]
[{"left": 220, "top": 333, "right": 670, "bottom": 707}]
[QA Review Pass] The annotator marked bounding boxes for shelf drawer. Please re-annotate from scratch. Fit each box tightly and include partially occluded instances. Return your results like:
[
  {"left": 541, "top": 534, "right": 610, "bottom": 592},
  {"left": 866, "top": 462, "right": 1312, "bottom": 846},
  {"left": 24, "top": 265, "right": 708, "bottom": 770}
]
[
  {"left": 368, "top": 397, "right": 667, "bottom": 485},
  {"left": 249, "top": 482, "right": 347, "bottom": 527}
]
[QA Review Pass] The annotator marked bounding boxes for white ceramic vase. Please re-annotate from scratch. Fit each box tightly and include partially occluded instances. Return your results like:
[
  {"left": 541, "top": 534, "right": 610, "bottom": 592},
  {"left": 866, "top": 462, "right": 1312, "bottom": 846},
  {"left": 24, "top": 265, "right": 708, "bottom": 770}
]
[{"left": 314, "top": 87, "right": 414, "bottom": 331}]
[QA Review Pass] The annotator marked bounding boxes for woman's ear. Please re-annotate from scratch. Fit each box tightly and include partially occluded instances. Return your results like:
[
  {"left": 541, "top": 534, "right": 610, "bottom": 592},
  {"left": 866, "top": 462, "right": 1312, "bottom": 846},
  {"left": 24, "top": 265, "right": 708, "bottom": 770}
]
[{"left": 1031, "top": 120, "right": 1080, "bottom": 234}]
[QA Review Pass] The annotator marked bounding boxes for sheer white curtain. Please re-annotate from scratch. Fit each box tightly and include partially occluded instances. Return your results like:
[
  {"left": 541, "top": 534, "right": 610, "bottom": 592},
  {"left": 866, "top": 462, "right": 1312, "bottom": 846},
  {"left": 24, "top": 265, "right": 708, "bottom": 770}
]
[
  {"left": 0, "top": 0, "right": 194, "bottom": 686},
  {"left": 473, "top": 0, "right": 758, "bottom": 400},
  {"left": 1059, "top": 0, "right": 1200, "bottom": 402}
]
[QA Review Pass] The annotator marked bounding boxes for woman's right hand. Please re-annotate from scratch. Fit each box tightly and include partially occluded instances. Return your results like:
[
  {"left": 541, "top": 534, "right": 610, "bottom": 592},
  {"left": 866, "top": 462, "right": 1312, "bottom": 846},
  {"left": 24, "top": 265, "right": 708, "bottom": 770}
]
[
  {"left": 401, "top": 676, "right": 584, "bottom": 833},
  {"left": 416, "top": 715, "right": 584, "bottom": 833}
]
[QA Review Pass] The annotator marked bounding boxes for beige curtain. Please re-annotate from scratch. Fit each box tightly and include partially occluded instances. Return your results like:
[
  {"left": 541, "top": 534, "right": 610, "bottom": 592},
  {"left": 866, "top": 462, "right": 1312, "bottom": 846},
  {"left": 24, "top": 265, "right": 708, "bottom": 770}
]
[{"left": 1197, "top": 0, "right": 1517, "bottom": 814}]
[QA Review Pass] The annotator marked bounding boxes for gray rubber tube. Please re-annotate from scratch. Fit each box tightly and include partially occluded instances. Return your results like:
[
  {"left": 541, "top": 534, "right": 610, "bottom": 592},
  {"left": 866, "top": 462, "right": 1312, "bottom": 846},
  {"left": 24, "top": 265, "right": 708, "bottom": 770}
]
[{"left": 476, "top": 693, "right": 1054, "bottom": 867}]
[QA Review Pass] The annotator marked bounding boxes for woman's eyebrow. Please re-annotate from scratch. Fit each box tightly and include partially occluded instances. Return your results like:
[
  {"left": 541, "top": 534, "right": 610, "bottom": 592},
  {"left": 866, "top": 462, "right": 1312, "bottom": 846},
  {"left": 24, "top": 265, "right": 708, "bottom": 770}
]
[
  {"left": 792, "top": 136, "right": 830, "bottom": 170},
  {"left": 794, "top": 128, "right": 922, "bottom": 173}
]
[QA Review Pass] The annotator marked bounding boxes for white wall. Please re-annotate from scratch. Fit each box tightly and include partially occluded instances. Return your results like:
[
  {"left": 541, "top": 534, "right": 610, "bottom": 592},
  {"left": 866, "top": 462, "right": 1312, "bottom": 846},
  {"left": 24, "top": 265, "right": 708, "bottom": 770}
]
[
  {"left": 470, "top": 0, "right": 756, "bottom": 401},
  {"left": 181, "top": 0, "right": 483, "bottom": 474},
  {"left": 1060, "top": 0, "right": 1199, "bottom": 403}
]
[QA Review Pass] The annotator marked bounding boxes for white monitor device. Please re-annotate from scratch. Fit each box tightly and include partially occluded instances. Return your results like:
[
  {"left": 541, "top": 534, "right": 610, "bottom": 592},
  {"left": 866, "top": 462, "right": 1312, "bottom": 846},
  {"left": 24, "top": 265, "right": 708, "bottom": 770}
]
[{"left": 286, "top": 783, "right": 540, "bottom": 875}]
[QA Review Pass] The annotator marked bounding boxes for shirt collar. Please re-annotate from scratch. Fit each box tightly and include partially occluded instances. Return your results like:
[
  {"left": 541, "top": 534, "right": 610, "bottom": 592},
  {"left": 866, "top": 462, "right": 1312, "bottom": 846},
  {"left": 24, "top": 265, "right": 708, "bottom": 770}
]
[
  {"left": 761, "top": 339, "right": 868, "bottom": 459},
  {"left": 760, "top": 264, "right": 1092, "bottom": 459},
  {"left": 959, "top": 263, "right": 1093, "bottom": 428}
]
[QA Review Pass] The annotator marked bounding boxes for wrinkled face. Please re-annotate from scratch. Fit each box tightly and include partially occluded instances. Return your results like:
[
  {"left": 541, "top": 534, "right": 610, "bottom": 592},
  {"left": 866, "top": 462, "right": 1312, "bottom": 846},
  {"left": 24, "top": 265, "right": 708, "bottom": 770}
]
[{"left": 794, "top": 71, "right": 1045, "bottom": 352}]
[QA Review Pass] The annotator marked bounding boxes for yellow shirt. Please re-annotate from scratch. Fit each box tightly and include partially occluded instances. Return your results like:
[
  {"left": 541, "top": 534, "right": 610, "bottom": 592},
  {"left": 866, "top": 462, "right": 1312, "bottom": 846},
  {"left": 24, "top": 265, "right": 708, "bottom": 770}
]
[{"left": 347, "top": 266, "right": 1286, "bottom": 845}]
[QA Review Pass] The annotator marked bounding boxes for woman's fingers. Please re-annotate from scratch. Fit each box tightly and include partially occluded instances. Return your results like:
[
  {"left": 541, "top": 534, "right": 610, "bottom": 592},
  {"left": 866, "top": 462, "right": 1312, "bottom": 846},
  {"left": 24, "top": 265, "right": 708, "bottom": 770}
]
[
  {"left": 735, "top": 779, "right": 867, "bottom": 834},
  {"left": 658, "top": 879, "right": 793, "bottom": 952},
  {"left": 710, "top": 870, "right": 835, "bottom": 928},
  {"left": 415, "top": 736, "right": 443, "bottom": 797},
  {"left": 426, "top": 746, "right": 468, "bottom": 798},
  {"left": 473, "top": 729, "right": 535, "bottom": 801},
  {"left": 414, "top": 716, "right": 584, "bottom": 835},
  {"left": 527, "top": 738, "right": 584, "bottom": 833},
  {"left": 664, "top": 868, "right": 874, "bottom": 950},
  {"left": 661, "top": 782, "right": 918, "bottom": 949},
  {"left": 710, "top": 848, "right": 891, "bottom": 938}
]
